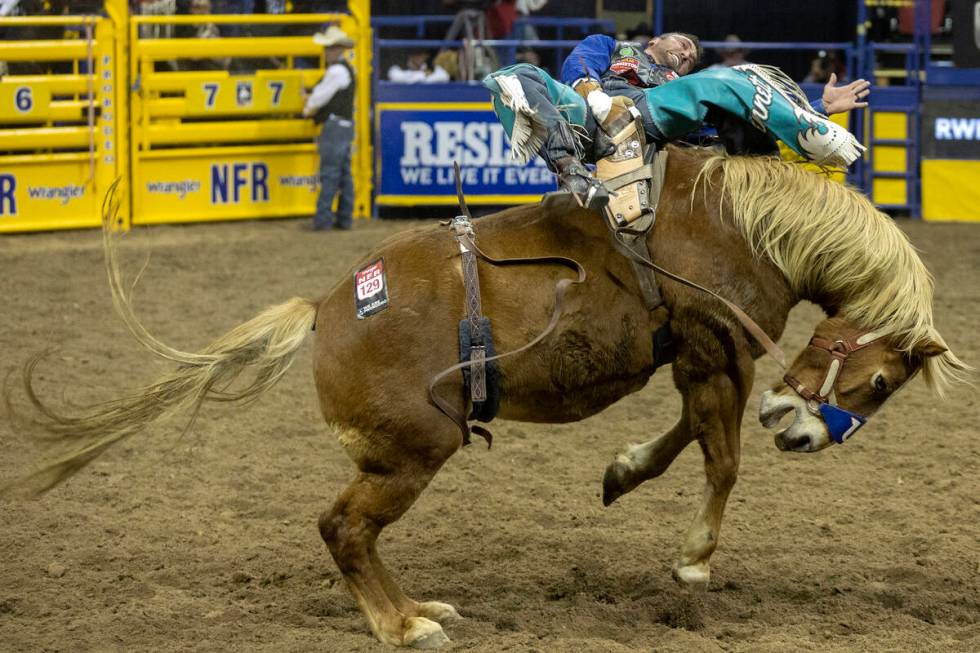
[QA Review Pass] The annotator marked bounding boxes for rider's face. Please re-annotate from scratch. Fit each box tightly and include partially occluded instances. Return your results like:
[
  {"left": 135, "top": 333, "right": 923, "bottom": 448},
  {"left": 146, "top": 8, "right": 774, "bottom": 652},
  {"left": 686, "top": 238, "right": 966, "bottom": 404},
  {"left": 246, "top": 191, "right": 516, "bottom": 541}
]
[{"left": 646, "top": 35, "right": 697, "bottom": 75}]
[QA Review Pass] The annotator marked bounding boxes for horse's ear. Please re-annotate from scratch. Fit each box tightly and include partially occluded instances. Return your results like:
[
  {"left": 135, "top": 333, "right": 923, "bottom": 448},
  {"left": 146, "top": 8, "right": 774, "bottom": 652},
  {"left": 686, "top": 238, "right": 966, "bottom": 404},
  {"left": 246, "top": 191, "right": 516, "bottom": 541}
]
[{"left": 913, "top": 339, "right": 947, "bottom": 358}]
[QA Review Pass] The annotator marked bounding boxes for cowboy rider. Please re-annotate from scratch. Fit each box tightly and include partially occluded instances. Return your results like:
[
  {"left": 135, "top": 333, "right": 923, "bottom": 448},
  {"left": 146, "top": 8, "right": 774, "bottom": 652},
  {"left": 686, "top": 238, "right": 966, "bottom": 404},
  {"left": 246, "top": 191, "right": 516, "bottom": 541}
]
[{"left": 484, "top": 32, "right": 871, "bottom": 210}]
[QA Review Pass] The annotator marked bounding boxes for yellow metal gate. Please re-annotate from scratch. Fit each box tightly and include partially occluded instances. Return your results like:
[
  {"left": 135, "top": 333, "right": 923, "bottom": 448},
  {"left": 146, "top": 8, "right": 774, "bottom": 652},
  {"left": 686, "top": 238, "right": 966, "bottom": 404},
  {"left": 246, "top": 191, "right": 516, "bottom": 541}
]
[
  {"left": 0, "top": 1, "right": 371, "bottom": 233},
  {"left": 0, "top": 10, "right": 128, "bottom": 232}
]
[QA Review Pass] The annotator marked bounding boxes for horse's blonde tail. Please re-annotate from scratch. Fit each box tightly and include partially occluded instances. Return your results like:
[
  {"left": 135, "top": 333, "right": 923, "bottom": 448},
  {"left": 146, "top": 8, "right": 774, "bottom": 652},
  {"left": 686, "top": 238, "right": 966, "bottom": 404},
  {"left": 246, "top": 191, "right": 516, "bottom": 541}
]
[{"left": 1, "top": 183, "right": 319, "bottom": 498}]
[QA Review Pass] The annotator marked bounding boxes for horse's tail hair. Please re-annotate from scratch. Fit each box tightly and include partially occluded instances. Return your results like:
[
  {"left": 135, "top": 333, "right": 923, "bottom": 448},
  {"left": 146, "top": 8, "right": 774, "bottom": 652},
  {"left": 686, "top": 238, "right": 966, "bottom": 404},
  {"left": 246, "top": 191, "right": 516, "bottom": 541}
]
[{"left": 1, "top": 182, "right": 318, "bottom": 498}]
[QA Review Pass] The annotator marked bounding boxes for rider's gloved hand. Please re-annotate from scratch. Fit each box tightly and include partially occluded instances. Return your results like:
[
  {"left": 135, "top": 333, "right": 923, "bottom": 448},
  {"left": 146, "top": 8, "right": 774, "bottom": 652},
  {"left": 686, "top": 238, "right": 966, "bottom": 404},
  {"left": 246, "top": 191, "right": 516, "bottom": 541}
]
[
  {"left": 586, "top": 89, "right": 613, "bottom": 123},
  {"left": 573, "top": 77, "right": 632, "bottom": 131},
  {"left": 573, "top": 78, "right": 613, "bottom": 121},
  {"left": 599, "top": 96, "right": 635, "bottom": 135}
]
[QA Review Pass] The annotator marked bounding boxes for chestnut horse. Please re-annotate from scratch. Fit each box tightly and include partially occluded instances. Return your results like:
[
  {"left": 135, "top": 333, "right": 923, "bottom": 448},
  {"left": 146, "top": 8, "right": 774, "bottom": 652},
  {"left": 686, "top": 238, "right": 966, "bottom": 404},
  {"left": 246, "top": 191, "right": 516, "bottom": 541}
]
[{"left": 4, "top": 145, "right": 968, "bottom": 648}]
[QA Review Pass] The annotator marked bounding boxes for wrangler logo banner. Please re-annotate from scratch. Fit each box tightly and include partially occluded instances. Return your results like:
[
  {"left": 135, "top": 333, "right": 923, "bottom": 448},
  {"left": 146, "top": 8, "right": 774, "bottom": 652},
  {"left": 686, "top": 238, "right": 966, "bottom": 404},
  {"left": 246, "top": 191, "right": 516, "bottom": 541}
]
[
  {"left": 375, "top": 103, "right": 556, "bottom": 206},
  {"left": 0, "top": 163, "right": 96, "bottom": 228}
]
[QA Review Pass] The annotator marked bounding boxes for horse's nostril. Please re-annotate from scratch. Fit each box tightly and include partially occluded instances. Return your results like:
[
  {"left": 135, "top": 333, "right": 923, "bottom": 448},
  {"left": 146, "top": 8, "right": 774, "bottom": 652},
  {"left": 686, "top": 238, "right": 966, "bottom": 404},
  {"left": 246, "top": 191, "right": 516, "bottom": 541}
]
[
  {"left": 792, "top": 435, "right": 811, "bottom": 451},
  {"left": 778, "top": 431, "right": 811, "bottom": 452}
]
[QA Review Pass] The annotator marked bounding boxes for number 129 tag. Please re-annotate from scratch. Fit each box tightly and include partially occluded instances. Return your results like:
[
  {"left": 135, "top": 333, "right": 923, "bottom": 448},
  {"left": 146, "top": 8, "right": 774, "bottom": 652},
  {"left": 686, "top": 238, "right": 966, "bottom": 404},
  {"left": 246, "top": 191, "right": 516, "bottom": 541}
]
[{"left": 354, "top": 258, "right": 389, "bottom": 319}]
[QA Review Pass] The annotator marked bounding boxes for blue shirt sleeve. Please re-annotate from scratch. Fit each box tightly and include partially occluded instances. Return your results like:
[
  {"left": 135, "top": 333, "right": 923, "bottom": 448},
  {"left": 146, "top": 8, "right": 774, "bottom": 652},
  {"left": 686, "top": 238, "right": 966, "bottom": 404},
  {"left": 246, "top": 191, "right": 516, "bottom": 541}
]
[
  {"left": 560, "top": 34, "right": 616, "bottom": 85},
  {"left": 811, "top": 98, "right": 826, "bottom": 114}
]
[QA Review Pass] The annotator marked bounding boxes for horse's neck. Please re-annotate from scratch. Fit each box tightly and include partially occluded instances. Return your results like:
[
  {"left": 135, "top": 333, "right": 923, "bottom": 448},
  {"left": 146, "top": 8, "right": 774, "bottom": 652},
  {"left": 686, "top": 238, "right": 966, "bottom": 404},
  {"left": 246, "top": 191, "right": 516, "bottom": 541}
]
[{"left": 657, "top": 148, "right": 799, "bottom": 342}]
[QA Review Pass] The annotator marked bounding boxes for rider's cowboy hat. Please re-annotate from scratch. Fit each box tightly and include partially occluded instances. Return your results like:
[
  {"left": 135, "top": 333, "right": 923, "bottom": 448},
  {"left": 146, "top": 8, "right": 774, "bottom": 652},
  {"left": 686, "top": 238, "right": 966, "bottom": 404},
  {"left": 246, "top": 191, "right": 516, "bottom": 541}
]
[{"left": 313, "top": 25, "right": 354, "bottom": 48}]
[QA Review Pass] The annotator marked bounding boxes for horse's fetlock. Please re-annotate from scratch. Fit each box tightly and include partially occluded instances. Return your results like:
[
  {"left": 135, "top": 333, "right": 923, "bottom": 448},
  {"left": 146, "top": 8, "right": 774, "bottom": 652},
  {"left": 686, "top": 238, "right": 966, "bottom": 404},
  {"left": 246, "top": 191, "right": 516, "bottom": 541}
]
[{"left": 622, "top": 443, "right": 643, "bottom": 463}]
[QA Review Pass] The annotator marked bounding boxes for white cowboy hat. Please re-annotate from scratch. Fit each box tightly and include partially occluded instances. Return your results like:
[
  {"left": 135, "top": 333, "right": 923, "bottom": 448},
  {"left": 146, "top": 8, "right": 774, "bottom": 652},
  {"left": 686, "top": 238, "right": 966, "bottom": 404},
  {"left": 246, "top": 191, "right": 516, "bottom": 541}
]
[{"left": 313, "top": 25, "right": 354, "bottom": 48}]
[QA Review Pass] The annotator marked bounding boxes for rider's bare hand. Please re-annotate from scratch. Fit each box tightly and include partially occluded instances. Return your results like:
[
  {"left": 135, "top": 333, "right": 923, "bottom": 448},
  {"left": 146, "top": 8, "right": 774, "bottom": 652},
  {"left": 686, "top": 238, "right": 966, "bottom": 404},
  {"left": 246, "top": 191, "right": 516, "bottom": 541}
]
[{"left": 822, "top": 73, "right": 870, "bottom": 115}]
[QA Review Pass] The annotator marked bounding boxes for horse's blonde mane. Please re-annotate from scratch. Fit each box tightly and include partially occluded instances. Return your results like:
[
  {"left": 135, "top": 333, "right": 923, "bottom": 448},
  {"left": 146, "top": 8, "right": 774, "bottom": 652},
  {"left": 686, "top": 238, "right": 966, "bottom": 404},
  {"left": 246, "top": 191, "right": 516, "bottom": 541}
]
[{"left": 696, "top": 152, "right": 970, "bottom": 396}]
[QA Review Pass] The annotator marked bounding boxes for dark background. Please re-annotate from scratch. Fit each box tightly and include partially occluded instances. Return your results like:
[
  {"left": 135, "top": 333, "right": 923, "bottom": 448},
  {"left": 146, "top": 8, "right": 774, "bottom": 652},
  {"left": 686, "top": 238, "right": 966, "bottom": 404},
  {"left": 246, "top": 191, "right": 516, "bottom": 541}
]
[
  {"left": 372, "top": 0, "right": 860, "bottom": 81},
  {"left": 951, "top": 0, "right": 980, "bottom": 67}
]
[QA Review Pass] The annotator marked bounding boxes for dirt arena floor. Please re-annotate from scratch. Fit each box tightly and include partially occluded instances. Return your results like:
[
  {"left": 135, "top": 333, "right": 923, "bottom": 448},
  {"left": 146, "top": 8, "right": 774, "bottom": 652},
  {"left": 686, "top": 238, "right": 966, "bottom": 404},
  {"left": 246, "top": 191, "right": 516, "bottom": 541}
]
[{"left": 1, "top": 214, "right": 977, "bottom": 653}]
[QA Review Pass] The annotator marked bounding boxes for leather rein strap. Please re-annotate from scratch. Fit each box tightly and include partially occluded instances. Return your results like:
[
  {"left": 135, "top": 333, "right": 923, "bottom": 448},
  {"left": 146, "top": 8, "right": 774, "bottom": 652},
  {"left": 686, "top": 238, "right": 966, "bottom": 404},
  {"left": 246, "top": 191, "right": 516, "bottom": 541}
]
[
  {"left": 427, "top": 164, "right": 587, "bottom": 446},
  {"left": 598, "top": 149, "right": 785, "bottom": 366},
  {"left": 609, "top": 222, "right": 787, "bottom": 368}
]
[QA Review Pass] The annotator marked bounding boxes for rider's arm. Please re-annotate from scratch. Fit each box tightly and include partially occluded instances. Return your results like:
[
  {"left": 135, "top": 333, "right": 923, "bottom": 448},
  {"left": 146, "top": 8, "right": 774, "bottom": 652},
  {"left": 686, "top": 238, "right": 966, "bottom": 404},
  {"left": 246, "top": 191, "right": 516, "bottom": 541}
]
[{"left": 560, "top": 34, "right": 616, "bottom": 87}]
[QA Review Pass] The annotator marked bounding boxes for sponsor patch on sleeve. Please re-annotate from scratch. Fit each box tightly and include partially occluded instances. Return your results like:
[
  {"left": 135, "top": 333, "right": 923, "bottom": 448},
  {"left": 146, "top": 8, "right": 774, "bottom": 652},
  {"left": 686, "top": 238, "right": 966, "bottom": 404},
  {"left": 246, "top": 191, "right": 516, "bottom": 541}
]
[{"left": 354, "top": 258, "right": 389, "bottom": 319}]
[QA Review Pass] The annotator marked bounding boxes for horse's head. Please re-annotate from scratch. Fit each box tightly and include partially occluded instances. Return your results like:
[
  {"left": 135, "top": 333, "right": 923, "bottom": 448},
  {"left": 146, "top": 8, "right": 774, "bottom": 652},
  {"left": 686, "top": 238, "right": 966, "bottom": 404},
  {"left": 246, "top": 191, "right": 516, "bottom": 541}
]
[{"left": 758, "top": 316, "right": 948, "bottom": 452}]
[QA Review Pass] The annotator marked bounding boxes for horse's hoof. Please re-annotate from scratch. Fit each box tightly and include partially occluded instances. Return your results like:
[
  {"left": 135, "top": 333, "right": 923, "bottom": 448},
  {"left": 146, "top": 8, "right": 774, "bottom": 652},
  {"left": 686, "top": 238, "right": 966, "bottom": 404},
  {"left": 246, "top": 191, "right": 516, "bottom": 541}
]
[
  {"left": 417, "top": 601, "right": 461, "bottom": 624},
  {"left": 672, "top": 563, "right": 710, "bottom": 592},
  {"left": 602, "top": 459, "right": 631, "bottom": 506},
  {"left": 404, "top": 617, "right": 449, "bottom": 649}
]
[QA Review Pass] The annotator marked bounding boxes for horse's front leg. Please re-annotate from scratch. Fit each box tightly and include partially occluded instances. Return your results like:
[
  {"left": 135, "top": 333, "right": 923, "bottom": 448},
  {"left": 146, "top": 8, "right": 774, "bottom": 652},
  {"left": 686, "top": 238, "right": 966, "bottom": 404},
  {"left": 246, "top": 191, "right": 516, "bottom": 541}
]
[
  {"left": 671, "top": 346, "right": 753, "bottom": 591},
  {"left": 602, "top": 409, "right": 694, "bottom": 506}
]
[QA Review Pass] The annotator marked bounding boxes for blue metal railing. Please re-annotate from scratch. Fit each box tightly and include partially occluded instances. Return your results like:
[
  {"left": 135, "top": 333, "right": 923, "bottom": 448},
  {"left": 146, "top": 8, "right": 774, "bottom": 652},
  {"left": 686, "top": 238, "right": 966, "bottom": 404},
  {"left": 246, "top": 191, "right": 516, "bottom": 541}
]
[
  {"left": 371, "top": 15, "right": 615, "bottom": 39},
  {"left": 863, "top": 42, "right": 921, "bottom": 216},
  {"left": 371, "top": 15, "right": 615, "bottom": 79},
  {"left": 370, "top": 5, "right": 952, "bottom": 216}
]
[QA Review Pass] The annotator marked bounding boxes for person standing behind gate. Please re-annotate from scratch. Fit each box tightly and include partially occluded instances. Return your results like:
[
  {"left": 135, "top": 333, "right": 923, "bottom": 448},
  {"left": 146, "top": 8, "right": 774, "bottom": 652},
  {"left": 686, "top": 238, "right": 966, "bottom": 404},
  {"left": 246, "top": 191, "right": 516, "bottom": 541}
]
[{"left": 302, "top": 26, "right": 356, "bottom": 231}]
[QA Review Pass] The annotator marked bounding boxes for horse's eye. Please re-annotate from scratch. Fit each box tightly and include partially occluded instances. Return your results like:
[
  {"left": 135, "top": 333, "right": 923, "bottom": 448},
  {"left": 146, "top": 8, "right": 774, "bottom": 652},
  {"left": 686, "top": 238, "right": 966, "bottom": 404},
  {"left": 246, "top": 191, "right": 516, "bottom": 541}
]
[{"left": 872, "top": 373, "right": 888, "bottom": 395}]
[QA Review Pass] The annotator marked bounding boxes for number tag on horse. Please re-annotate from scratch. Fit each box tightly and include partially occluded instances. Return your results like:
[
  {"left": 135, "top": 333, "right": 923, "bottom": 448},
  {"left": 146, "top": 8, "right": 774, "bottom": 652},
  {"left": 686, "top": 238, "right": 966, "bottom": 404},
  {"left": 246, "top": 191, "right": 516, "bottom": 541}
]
[{"left": 354, "top": 258, "right": 389, "bottom": 319}]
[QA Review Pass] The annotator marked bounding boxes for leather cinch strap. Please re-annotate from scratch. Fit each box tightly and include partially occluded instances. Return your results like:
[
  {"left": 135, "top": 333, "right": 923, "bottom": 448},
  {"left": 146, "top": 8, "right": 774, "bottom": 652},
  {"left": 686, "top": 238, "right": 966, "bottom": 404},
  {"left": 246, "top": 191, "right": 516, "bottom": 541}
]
[
  {"left": 455, "top": 217, "right": 487, "bottom": 402},
  {"left": 606, "top": 151, "right": 669, "bottom": 310}
]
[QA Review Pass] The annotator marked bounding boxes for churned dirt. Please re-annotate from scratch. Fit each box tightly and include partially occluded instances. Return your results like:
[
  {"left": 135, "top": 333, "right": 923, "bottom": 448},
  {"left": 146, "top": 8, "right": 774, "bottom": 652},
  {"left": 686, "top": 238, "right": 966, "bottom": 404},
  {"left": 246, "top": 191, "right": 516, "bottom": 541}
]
[{"left": 0, "top": 215, "right": 977, "bottom": 653}]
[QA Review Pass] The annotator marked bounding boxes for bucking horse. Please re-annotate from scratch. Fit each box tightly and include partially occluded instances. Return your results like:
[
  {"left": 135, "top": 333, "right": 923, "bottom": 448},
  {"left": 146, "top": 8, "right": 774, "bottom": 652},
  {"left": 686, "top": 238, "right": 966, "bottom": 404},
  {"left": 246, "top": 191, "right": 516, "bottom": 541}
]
[{"left": 2, "top": 145, "right": 969, "bottom": 648}]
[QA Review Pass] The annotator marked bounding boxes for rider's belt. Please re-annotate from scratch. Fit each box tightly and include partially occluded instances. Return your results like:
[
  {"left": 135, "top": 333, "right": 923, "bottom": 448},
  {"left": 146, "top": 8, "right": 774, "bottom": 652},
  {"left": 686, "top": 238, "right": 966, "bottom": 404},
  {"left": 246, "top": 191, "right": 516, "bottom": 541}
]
[{"left": 328, "top": 114, "right": 353, "bottom": 128}]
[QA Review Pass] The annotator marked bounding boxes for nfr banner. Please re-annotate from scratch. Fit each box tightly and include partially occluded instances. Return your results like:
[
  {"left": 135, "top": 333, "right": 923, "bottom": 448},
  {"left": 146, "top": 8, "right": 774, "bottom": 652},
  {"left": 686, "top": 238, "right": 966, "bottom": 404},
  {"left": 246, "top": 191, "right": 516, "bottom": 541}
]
[{"left": 375, "top": 102, "right": 556, "bottom": 205}]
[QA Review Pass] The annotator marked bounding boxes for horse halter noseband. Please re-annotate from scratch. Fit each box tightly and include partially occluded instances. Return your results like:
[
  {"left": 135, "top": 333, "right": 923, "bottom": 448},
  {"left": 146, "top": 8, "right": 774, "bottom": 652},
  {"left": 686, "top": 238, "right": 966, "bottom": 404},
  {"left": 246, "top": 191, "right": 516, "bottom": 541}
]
[{"left": 782, "top": 331, "right": 885, "bottom": 444}]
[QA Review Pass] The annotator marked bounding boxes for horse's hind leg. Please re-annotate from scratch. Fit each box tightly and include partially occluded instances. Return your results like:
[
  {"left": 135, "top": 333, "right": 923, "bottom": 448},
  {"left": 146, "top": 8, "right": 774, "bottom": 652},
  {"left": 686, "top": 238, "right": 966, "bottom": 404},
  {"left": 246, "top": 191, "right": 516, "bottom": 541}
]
[{"left": 320, "top": 423, "right": 461, "bottom": 648}]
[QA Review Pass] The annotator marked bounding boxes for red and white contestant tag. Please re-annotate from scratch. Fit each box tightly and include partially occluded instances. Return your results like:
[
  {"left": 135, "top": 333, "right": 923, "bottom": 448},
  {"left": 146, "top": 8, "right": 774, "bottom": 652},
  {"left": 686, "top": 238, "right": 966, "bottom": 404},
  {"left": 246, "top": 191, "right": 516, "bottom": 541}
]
[{"left": 354, "top": 258, "right": 389, "bottom": 319}]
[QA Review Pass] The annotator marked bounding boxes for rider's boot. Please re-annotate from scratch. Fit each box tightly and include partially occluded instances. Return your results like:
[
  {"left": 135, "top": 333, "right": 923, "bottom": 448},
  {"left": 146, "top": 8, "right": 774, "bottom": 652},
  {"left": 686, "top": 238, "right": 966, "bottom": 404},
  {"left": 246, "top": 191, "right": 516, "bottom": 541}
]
[
  {"left": 543, "top": 120, "right": 609, "bottom": 212},
  {"left": 553, "top": 157, "right": 610, "bottom": 212}
]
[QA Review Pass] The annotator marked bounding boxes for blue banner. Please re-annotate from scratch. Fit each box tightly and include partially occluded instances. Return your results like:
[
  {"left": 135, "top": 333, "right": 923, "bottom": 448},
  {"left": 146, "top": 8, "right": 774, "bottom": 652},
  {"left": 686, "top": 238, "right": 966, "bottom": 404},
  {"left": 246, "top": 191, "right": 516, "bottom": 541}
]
[{"left": 376, "top": 105, "right": 556, "bottom": 201}]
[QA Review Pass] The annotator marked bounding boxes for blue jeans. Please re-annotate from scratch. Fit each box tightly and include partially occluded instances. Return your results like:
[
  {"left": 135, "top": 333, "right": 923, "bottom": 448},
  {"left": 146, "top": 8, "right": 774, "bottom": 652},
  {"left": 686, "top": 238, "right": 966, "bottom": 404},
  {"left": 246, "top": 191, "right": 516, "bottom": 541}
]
[{"left": 314, "top": 116, "right": 354, "bottom": 230}]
